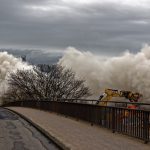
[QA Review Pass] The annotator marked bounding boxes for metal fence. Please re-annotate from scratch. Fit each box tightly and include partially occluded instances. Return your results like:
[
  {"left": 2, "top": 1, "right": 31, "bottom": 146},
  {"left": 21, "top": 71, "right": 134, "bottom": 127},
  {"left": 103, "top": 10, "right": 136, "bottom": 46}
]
[{"left": 3, "top": 100, "right": 150, "bottom": 143}]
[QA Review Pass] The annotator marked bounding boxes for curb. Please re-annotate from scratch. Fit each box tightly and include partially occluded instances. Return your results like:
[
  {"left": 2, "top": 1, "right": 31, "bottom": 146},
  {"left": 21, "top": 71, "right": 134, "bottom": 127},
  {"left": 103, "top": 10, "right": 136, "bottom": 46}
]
[{"left": 4, "top": 107, "right": 71, "bottom": 150}]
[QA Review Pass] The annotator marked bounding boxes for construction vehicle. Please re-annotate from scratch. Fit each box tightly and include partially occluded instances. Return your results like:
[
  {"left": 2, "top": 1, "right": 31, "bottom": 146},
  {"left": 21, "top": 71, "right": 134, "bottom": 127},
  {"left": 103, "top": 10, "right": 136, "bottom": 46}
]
[
  {"left": 96, "top": 89, "right": 142, "bottom": 107},
  {"left": 96, "top": 89, "right": 143, "bottom": 125}
]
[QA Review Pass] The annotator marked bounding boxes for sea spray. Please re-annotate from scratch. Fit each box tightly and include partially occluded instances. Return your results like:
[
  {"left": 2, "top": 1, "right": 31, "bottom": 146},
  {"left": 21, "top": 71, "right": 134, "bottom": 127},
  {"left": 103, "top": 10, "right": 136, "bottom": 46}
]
[
  {"left": 59, "top": 45, "right": 150, "bottom": 102},
  {"left": 0, "top": 51, "right": 31, "bottom": 96}
]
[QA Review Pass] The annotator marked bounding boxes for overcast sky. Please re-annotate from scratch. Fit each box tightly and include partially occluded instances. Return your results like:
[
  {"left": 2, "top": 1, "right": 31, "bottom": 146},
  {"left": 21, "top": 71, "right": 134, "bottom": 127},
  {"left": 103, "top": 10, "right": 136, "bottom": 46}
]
[{"left": 1, "top": 0, "right": 150, "bottom": 63}]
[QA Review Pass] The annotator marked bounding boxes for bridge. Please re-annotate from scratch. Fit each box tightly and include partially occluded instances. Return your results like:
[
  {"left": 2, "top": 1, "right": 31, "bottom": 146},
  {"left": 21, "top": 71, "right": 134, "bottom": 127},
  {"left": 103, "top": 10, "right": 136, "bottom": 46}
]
[{"left": 1, "top": 100, "right": 150, "bottom": 150}]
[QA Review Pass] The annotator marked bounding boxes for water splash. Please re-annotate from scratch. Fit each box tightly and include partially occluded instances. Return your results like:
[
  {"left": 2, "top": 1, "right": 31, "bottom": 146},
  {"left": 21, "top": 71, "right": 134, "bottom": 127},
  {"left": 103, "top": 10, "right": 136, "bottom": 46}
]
[
  {"left": 0, "top": 51, "right": 31, "bottom": 96},
  {"left": 59, "top": 45, "right": 150, "bottom": 102}
]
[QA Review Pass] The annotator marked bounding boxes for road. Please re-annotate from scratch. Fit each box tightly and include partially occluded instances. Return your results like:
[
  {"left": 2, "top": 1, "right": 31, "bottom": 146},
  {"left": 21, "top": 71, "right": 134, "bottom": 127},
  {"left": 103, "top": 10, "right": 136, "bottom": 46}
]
[{"left": 0, "top": 108, "right": 61, "bottom": 150}]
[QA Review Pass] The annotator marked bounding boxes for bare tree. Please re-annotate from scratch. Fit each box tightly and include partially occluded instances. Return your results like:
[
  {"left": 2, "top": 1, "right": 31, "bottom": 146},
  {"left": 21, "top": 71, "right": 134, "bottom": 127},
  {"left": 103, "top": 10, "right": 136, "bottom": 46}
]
[{"left": 5, "top": 65, "right": 90, "bottom": 101}]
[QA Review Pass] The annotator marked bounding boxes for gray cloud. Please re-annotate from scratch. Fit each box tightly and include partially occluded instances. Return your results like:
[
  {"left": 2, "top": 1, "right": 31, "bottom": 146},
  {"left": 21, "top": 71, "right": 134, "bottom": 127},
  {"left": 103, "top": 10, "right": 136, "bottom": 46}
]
[
  {"left": 0, "top": 0, "right": 150, "bottom": 58},
  {"left": 0, "top": 48, "right": 62, "bottom": 64}
]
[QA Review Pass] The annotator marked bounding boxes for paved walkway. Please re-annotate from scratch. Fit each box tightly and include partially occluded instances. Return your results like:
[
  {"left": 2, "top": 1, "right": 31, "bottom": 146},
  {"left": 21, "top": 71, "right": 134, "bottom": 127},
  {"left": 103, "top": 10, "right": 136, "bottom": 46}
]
[{"left": 7, "top": 107, "right": 150, "bottom": 150}]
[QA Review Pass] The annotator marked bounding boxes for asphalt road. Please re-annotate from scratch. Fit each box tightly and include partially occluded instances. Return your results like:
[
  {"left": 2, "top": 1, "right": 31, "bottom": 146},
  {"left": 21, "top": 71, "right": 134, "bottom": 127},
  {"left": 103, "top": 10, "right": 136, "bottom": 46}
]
[{"left": 0, "top": 108, "right": 61, "bottom": 150}]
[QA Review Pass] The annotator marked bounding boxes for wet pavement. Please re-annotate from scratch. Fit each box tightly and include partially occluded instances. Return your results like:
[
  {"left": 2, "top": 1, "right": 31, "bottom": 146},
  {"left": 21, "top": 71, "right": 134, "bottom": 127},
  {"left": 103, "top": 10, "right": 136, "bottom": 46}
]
[{"left": 0, "top": 108, "right": 61, "bottom": 150}]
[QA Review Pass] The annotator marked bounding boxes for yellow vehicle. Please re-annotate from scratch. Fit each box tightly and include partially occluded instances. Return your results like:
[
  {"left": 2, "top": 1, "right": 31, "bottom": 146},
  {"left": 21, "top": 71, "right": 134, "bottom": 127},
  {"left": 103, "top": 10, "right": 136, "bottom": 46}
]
[
  {"left": 96, "top": 89, "right": 142, "bottom": 106},
  {"left": 96, "top": 89, "right": 143, "bottom": 124}
]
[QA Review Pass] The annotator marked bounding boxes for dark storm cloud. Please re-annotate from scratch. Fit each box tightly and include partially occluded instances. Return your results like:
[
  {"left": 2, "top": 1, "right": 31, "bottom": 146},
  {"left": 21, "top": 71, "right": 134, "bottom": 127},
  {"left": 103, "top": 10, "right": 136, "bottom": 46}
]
[{"left": 0, "top": 0, "right": 150, "bottom": 57}]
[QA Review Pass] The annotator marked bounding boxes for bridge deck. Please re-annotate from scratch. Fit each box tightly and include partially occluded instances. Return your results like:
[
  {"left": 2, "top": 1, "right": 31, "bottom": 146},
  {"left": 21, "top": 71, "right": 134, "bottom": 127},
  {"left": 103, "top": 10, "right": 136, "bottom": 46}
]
[{"left": 7, "top": 107, "right": 150, "bottom": 150}]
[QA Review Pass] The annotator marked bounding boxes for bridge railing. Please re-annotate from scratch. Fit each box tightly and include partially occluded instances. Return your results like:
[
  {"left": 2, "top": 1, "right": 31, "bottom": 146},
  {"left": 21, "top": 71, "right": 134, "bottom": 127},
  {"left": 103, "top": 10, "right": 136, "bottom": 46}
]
[{"left": 3, "top": 100, "right": 150, "bottom": 143}]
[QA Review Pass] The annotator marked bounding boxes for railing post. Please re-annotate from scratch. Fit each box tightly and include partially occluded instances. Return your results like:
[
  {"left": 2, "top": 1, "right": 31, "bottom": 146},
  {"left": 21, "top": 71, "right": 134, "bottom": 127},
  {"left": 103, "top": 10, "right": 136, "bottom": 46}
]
[
  {"left": 143, "top": 111, "right": 149, "bottom": 144},
  {"left": 112, "top": 108, "right": 116, "bottom": 133},
  {"left": 21, "top": 101, "right": 23, "bottom": 107},
  {"left": 36, "top": 101, "right": 40, "bottom": 109}
]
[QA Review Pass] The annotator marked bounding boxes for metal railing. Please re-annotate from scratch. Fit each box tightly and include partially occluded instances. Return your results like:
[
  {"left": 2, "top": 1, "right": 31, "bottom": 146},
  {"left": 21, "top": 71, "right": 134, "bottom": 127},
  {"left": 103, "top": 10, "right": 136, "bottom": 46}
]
[{"left": 3, "top": 100, "right": 150, "bottom": 143}]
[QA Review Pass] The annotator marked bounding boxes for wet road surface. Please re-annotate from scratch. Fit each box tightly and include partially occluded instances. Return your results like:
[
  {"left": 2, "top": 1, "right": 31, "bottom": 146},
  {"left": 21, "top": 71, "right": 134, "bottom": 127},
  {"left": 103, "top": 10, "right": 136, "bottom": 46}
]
[{"left": 0, "top": 108, "right": 61, "bottom": 150}]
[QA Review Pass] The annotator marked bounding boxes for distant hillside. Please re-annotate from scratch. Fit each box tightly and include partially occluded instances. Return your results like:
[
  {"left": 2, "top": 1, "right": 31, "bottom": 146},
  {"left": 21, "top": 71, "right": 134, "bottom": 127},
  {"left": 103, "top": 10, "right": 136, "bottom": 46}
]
[{"left": 0, "top": 48, "right": 62, "bottom": 65}]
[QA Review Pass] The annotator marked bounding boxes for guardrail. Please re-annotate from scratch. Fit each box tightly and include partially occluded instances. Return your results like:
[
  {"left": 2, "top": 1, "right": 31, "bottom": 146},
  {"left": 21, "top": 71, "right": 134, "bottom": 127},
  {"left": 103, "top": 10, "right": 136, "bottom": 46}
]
[
  {"left": 57, "top": 98, "right": 150, "bottom": 108},
  {"left": 3, "top": 100, "right": 150, "bottom": 143}
]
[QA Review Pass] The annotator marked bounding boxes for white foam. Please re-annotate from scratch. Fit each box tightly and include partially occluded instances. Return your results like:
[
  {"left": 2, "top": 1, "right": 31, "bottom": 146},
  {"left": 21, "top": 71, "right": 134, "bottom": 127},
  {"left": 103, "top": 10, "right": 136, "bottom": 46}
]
[
  {"left": 0, "top": 51, "right": 31, "bottom": 96},
  {"left": 59, "top": 45, "right": 150, "bottom": 102}
]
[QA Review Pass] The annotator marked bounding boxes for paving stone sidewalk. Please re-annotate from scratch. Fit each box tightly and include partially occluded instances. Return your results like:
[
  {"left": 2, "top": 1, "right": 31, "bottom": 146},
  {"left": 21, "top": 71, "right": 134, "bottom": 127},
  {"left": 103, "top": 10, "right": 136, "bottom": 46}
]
[{"left": 7, "top": 107, "right": 150, "bottom": 150}]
